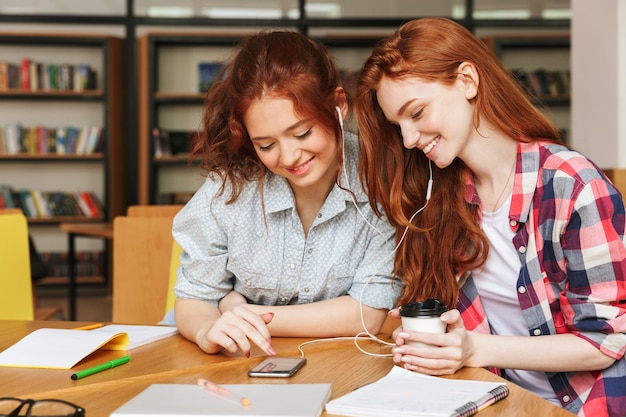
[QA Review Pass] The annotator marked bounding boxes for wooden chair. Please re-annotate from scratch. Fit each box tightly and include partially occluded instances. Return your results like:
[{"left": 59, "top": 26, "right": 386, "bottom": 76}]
[{"left": 111, "top": 205, "right": 183, "bottom": 324}]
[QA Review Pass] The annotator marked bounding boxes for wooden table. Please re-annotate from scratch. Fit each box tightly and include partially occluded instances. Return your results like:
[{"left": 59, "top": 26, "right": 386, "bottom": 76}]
[{"left": 0, "top": 320, "right": 575, "bottom": 417}]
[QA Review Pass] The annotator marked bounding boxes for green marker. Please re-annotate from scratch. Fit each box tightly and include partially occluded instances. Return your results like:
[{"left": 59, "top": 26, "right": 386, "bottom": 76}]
[{"left": 70, "top": 355, "right": 130, "bottom": 380}]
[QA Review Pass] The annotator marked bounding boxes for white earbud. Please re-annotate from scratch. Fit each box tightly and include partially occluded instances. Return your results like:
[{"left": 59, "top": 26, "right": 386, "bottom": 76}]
[{"left": 336, "top": 106, "right": 344, "bottom": 130}]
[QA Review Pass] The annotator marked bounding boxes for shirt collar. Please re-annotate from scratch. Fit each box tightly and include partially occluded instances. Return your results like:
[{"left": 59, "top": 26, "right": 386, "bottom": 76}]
[{"left": 464, "top": 140, "right": 540, "bottom": 224}]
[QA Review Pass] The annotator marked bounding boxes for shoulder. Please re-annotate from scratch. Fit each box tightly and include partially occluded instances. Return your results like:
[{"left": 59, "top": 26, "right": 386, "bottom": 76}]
[
  {"left": 522, "top": 141, "right": 610, "bottom": 186},
  {"left": 522, "top": 142, "right": 622, "bottom": 207}
]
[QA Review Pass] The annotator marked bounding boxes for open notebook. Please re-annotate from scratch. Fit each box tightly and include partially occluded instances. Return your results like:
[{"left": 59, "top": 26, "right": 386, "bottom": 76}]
[
  {"left": 0, "top": 324, "right": 177, "bottom": 369},
  {"left": 325, "top": 366, "right": 509, "bottom": 417}
]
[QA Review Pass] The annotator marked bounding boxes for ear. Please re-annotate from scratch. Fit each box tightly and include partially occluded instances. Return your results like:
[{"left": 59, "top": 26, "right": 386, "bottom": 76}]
[
  {"left": 457, "top": 62, "right": 478, "bottom": 100},
  {"left": 334, "top": 87, "right": 349, "bottom": 120}
]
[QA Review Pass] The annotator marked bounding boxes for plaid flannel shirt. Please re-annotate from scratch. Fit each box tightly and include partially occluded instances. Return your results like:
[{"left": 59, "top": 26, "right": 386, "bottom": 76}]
[{"left": 457, "top": 140, "right": 626, "bottom": 416}]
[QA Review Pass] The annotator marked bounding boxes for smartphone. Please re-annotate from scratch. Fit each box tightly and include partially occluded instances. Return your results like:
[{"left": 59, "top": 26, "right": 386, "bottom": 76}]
[{"left": 248, "top": 357, "right": 307, "bottom": 378}]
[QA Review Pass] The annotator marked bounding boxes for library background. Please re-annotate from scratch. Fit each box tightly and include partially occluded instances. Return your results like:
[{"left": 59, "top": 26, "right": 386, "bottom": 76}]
[{"left": 0, "top": 0, "right": 623, "bottom": 321}]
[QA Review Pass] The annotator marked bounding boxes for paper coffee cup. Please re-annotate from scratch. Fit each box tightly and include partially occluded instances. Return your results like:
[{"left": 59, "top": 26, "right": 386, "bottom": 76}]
[{"left": 399, "top": 299, "right": 447, "bottom": 347}]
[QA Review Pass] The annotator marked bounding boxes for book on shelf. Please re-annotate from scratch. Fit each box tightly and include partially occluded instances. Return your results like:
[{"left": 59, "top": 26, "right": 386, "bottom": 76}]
[
  {"left": 198, "top": 61, "right": 224, "bottom": 93},
  {"left": 0, "top": 56, "right": 96, "bottom": 92},
  {"left": 0, "top": 185, "right": 104, "bottom": 219},
  {"left": 511, "top": 68, "right": 570, "bottom": 98},
  {"left": 152, "top": 127, "right": 200, "bottom": 157},
  {"left": 325, "top": 366, "right": 509, "bottom": 417},
  {"left": 0, "top": 123, "right": 103, "bottom": 155},
  {"left": 0, "top": 325, "right": 178, "bottom": 369}
]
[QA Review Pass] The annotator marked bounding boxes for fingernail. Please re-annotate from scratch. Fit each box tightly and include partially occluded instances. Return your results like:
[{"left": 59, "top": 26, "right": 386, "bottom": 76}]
[
  {"left": 267, "top": 346, "right": 277, "bottom": 356},
  {"left": 393, "top": 347, "right": 405, "bottom": 354},
  {"left": 401, "top": 356, "right": 412, "bottom": 364},
  {"left": 398, "top": 332, "right": 410, "bottom": 338},
  {"left": 244, "top": 351, "right": 250, "bottom": 358}
]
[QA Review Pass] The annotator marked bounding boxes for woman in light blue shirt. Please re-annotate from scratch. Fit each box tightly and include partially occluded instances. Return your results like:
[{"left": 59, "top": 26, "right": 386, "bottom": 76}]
[{"left": 170, "top": 31, "right": 403, "bottom": 357}]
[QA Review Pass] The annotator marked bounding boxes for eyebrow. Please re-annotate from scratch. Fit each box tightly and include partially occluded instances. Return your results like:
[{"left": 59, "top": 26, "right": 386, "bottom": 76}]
[
  {"left": 395, "top": 98, "right": 417, "bottom": 117},
  {"left": 249, "top": 119, "right": 310, "bottom": 141}
]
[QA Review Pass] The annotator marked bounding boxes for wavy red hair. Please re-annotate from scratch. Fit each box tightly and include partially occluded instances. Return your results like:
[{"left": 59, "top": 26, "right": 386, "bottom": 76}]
[
  {"left": 193, "top": 31, "right": 345, "bottom": 203},
  {"left": 354, "top": 17, "right": 561, "bottom": 307}
]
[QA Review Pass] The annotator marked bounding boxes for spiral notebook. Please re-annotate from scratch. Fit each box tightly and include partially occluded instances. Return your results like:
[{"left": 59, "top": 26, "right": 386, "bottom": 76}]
[{"left": 325, "top": 366, "right": 509, "bottom": 417}]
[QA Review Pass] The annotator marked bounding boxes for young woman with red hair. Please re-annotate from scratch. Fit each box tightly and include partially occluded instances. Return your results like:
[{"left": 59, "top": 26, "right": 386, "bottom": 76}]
[
  {"left": 354, "top": 17, "right": 626, "bottom": 417},
  {"left": 169, "top": 31, "right": 402, "bottom": 359}
]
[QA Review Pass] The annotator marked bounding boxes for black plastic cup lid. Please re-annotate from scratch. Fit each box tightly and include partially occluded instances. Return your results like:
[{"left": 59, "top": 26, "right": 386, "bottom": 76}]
[{"left": 399, "top": 298, "right": 447, "bottom": 317}]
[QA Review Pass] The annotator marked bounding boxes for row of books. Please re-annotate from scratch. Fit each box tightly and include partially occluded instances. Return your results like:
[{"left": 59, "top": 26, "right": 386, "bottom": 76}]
[
  {"left": 0, "top": 59, "right": 97, "bottom": 92},
  {"left": 38, "top": 250, "right": 105, "bottom": 281},
  {"left": 0, "top": 123, "right": 104, "bottom": 155},
  {"left": 0, "top": 185, "right": 104, "bottom": 219},
  {"left": 512, "top": 68, "right": 571, "bottom": 98},
  {"left": 152, "top": 127, "right": 200, "bottom": 157}
]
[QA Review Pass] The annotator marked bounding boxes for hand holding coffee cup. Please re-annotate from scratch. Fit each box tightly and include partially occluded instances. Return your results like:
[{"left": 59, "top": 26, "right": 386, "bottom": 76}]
[{"left": 399, "top": 299, "right": 448, "bottom": 347}]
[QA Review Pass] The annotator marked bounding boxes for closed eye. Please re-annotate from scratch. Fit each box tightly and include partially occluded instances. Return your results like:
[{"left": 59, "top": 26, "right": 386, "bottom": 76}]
[
  {"left": 258, "top": 142, "right": 274, "bottom": 151},
  {"left": 411, "top": 108, "right": 424, "bottom": 119},
  {"left": 295, "top": 128, "right": 312, "bottom": 139}
]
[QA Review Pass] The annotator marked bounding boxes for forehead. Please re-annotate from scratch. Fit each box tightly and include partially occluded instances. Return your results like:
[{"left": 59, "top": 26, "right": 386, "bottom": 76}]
[
  {"left": 376, "top": 76, "right": 451, "bottom": 118},
  {"left": 244, "top": 96, "right": 301, "bottom": 136}
]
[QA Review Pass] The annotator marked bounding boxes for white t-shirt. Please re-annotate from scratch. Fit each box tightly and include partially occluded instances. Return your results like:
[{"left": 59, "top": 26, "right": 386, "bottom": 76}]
[{"left": 473, "top": 194, "right": 559, "bottom": 405}]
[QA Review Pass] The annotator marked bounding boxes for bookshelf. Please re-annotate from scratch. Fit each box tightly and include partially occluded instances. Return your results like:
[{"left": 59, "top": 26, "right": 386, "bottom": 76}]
[
  {"left": 481, "top": 34, "right": 571, "bottom": 142},
  {"left": 0, "top": 33, "right": 126, "bottom": 286},
  {"left": 137, "top": 33, "right": 250, "bottom": 205}
]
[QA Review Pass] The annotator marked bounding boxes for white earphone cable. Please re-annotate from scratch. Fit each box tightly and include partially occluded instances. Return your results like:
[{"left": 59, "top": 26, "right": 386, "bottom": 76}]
[{"left": 297, "top": 108, "right": 433, "bottom": 358}]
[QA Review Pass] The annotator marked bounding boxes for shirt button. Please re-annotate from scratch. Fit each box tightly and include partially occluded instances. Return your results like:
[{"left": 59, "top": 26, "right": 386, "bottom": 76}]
[
  {"left": 562, "top": 395, "right": 570, "bottom": 403},
  {"left": 303, "top": 287, "right": 310, "bottom": 293},
  {"left": 518, "top": 246, "right": 526, "bottom": 254},
  {"left": 509, "top": 220, "right": 517, "bottom": 227},
  {"left": 289, "top": 263, "right": 296, "bottom": 270},
  {"left": 317, "top": 213, "right": 322, "bottom": 218},
  {"left": 307, "top": 249, "right": 313, "bottom": 254},
  {"left": 245, "top": 280, "right": 252, "bottom": 287},
  {"left": 280, "top": 297, "right": 286, "bottom": 302},
  {"left": 518, "top": 286, "right": 526, "bottom": 294},
  {"left": 533, "top": 329, "right": 542, "bottom": 336}
]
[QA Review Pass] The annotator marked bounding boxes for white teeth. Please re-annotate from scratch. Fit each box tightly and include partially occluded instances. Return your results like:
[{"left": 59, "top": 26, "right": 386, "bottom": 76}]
[{"left": 422, "top": 137, "right": 440, "bottom": 154}]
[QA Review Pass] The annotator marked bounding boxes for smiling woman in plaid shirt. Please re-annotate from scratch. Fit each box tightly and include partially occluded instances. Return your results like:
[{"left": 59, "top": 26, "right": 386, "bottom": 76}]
[{"left": 354, "top": 17, "right": 626, "bottom": 417}]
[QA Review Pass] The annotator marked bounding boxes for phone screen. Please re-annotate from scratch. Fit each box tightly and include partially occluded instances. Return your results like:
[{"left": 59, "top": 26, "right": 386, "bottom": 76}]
[{"left": 248, "top": 357, "right": 307, "bottom": 378}]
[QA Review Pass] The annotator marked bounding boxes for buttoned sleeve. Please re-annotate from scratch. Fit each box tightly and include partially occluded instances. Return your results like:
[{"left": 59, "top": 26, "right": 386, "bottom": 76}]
[
  {"left": 346, "top": 207, "right": 404, "bottom": 309},
  {"left": 559, "top": 174, "right": 626, "bottom": 359},
  {"left": 172, "top": 177, "right": 233, "bottom": 306}
]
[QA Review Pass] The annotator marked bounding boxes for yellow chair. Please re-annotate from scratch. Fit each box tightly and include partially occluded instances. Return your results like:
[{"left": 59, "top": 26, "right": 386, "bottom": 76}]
[
  {"left": 0, "top": 212, "right": 34, "bottom": 320},
  {"left": 111, "top": 205, "right": 183, "bottom": 324}
]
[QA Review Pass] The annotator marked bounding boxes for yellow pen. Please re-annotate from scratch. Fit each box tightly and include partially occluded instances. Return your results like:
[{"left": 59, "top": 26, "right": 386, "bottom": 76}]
[{"left": 73, "top": 323, "right": 105, "bottom": 330}]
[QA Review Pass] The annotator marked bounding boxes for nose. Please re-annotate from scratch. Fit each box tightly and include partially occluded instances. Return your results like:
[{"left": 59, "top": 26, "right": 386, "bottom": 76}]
[
  {"left": 399, "top": 123, "right": 420, "bottom": 149},
  {"left": 279, "top": 140, "right": 302, "bottom": 166}
]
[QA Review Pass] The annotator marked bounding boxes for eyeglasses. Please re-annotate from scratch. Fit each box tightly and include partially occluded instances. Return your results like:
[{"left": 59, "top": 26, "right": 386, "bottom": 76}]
[{"left": 0, "top": 398, "right": 84, "bottom": 417}]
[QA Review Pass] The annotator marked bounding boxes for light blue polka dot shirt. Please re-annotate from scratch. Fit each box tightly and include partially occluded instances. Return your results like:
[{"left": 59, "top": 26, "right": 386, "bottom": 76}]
[{"left": 167, "top": 132, "right": 403, "bottom": 323}]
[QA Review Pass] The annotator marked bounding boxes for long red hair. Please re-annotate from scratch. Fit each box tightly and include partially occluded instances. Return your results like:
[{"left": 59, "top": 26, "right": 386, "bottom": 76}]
[{"left": 354, "top": 17, "right": 560, "bottom": 307}]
